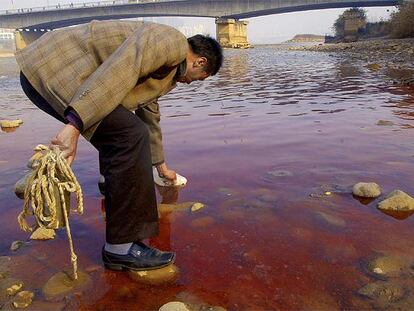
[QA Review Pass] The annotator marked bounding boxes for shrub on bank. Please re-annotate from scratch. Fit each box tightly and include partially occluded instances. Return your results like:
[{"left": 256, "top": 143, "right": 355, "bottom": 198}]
[{"left": 389, "top": 3, "right": 414, "bottom": 38}]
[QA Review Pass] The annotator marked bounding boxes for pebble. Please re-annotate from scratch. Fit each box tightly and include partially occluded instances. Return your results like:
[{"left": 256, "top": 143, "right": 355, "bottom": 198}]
[
  {"left": 42, "top": 271, "right": 90, "bottom": 300},
  {"left": 352, "top": 182, "right": 382, "bottom": 198},
  {"left": 12, "top": 291, "right": 34, "bottom": 309},
  {"left": 267, "top": 170, "right": 293, "bottom": 177},
  {"left": 358, "top": 281, "right": 404, "bottom": 303},
  {"left": 0, "top": 119, "right": 23, "bottom": 128},
  {"left": 14, "top": 172, "right": 32, "bottom": 200},
  {"left": 158, "top": 202, "right": 195, "bottom": 213},
  {"left": 159, "top": 301, "right": 191, "bottom": 311},
  {"left": 10, "top": 241, "right": 24, "bottom": 252},
  {"left": 128, "top": 264, "right": 179, "bottom": 285},
  {"left": 367, "top": 255, "right": 409, "bottom": 277},
  {"left": 367, "top": 63, "right": 381, "bottom": 71},
  {"left": 30, "top": 227, "right": 56, "bottom": 240},
  {"left": 6, "top": 282, "right": 23, "bottom": 296},
  {"left": 377, "top": 190, "right": 414, "bottom": 211},
  {"left": 377, "top": 120, "right": 394, "bottom": 126},
  {"left": 191, "top": 203, "right": 205, "bottom": 212}
]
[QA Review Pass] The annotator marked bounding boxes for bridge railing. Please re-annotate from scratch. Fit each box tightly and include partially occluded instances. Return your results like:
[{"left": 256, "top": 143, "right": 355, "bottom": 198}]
[{"left": 0, "top": 0, "right": 173, "bottom": 15}]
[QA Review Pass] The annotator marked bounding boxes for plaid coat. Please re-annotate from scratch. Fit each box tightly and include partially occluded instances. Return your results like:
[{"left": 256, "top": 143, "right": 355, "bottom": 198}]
[{"left": 15, "top": 20, "right": 189, "bottom": 164}]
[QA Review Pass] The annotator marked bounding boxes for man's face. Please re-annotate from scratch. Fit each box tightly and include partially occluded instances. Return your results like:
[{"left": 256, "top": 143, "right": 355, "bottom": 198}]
[{"left": 177, "top": 56, "right": 210, "bottom": 84}]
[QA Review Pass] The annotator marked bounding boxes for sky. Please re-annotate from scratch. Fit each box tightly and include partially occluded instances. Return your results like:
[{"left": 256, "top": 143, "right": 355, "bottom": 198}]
[{"left": 0, "top": 0, "right": 396, "bottom": 43}]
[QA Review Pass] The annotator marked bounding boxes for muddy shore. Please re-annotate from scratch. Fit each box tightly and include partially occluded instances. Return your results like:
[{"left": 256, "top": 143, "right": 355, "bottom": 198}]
[{"left": 290, "top": 38, "right": 414, "bottom": 85}]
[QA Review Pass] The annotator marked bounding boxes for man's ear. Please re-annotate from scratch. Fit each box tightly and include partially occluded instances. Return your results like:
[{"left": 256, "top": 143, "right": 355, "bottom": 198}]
[{"left": 195, "top": 57, "right": 207, "bottom": 68}]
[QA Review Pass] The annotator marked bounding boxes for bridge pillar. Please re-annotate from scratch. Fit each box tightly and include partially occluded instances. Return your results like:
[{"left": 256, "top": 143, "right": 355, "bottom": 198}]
[
  {"left": 215, "top": 18, "right": 250, "bottom": 49},
  {"left": 14, "top": 30, "right": 46, "bottom": 51}
]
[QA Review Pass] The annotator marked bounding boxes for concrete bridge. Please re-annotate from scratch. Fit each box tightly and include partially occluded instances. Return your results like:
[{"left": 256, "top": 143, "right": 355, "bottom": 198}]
[{"left": 0, "top": 0, "right": 407, "bottom": 49}]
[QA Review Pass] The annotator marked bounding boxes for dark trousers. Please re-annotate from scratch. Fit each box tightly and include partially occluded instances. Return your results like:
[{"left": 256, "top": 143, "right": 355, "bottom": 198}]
[{"left": 20, "top": 73, "right": 159, "bottom": 244}]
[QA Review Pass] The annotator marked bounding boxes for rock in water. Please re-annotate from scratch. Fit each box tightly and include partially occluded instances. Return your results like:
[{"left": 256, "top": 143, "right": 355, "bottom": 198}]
[
  {"left": 377, "top": 190, "right": 414, "bottom": 211},
  {"left": 42, "top": 271, "right": 90, "bottom": 300},
  {"left": 366, "top": 256, "right": 410, "bottom": 278},
  {"left": 358, "top": 282, "right": 404, "bottom": 303},
  {"left": 10, "top": 241, "right": 24, "bottom": 252},
  {"left": 191, "top": 203, "right": 205, "bottom": 212},
  {"left": 14, "top": 172, "right": 32, "bottom": 200},
  {"left": 12, "top": 291, "right": 34, "bottom": 309},
  {"left": 158, "top": 202, "right": 195, "bottom": 213},
  {"left": 0, "top": 119, "right": 23, "bottom": 128},
  {"left": 30, "top": 227, "right": 56, "bottom": 240},
  {"left": 159, "top": 301, "right": 191, "bottom": 311},
  {"left": 366, "top": 63, "right": 381, "bottom": 71},
  {"left": 128, "top": 264, "right": 179, "bottom": 285},
  {"left": 352, "top": 182, "right": 381, "bottom": 198},
  {"left": 376, "top": 120, "right": 394, "bottom": 126},
  {"left": 6, "top": 281, "right": 24, "bottom": 295}
]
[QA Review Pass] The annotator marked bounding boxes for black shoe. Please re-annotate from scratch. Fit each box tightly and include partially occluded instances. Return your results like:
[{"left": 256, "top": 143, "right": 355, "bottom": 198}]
[{"left": 102, "top": 242, "right": 176, "bottom": 271}]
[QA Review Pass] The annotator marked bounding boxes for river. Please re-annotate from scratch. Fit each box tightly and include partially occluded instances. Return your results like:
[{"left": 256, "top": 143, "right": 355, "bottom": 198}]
[{"left": 1, "top": 46, "right": 414, "bottom": 310}]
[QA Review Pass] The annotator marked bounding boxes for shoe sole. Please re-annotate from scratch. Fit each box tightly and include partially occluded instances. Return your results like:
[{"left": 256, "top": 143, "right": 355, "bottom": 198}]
[{"left": 103, "top": 254, "right": 176, "bottom": 272}]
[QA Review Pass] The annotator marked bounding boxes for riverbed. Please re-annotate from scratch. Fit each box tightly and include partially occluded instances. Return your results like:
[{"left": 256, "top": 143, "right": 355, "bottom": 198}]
[{"left": 1, "top": 45, "right": 414, "bottom": 310}]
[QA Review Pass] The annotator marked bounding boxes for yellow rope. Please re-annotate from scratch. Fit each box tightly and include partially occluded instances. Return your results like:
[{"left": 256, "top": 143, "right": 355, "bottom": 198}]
[{"left": 17, "top": 144, "right": 83, "bottom": 280}]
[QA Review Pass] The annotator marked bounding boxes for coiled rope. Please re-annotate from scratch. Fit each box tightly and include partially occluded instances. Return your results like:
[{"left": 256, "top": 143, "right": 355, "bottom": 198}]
[{"left": 17, "top": 144, "right": 83, "bottom": 280}]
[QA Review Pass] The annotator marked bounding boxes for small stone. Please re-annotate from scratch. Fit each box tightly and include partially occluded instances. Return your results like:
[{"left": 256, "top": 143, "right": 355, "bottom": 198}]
[
  {"left": 366, "top": 63, "right": 381, "bottom": 71},
  {"left": 352, "top": 182, "right": 381, "bottom": 198},
  {"left": 30, "top": 227, "right": 56, "bottom": 240},
  {"left": 10, "top": 241, "right": 24, "bottom": 252},
  {"left": 42, "top": 271, "right": 90, "bottom": 300},
  {"left": 12, "top": 291, "right": 34, "bottom": 309},
  {"left": 324, "top": 191, "right": 332, "bottom": 196},
  {"left": 0, "top": 119, "right": 23, "bottom": 128},
  {"left": 14, "top": 172, "right": 32, "bottom": 200},
  {"left": 377, "top": 190, "right": 414, "bottom": 211},
  {"left": 376, "top": 120, "right": 394, "bottom": 126},
  {"left": 367, "top": 256, "right": 409, "bottom": 277},
  {"left": 267, "top": 170, "right": 292, "bottom": 177},
  {"left": 159, "top": 302, "right": 191, "bottom": 311},
  {"left": 129, "top": 264, "right": 179, "bottom": 285},
  {"left": 358, "top": 281, "right": 404, "bottom": 303},
  {"left": 158, "top": 202, "right": 195, "bottom": 213},
  {"left": 6, "top": 282, "right": 23, "bottom": 295},
  {"left": 191, "top": 203, "right": 205, "bottom": 212}
]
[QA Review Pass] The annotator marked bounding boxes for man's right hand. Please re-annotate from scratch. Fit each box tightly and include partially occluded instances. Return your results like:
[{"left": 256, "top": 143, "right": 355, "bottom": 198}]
[
  {"left": 50, "top": 123, "right": 80, "bottom": 166},
  {"left": 156, "top": 162, "right": 177, "bottom": 182}
]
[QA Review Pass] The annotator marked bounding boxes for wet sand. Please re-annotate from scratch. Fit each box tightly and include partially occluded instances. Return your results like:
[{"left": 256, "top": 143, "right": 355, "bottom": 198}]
[{"left": 1, "top": 45, "right": 414, "bottom": 310}]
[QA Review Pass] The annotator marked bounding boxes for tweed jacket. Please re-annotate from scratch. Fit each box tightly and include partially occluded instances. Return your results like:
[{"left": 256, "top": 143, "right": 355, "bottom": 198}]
[{"left": 15, "top": 20, "right": 189, "bottom": 164}]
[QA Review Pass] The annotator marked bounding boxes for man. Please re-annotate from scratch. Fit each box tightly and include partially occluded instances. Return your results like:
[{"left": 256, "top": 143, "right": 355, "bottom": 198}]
[{"left": 16, "top": 20, "right": 223, "bottom": 271}]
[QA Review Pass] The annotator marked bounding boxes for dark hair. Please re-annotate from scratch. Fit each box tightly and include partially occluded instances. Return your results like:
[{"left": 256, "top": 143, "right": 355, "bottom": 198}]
[{"left": 187, "top": 35, "right": 223, "bottom": 76}]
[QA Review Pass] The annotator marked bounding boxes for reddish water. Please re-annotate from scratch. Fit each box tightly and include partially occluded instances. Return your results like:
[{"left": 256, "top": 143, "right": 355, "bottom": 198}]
[{"left": 1, "top": 47, "right": 414, "bottom": 310}]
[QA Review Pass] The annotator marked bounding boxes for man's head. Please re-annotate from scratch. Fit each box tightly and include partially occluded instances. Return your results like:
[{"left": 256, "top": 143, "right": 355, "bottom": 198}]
[{"left": 177, "top": 35, "right": 223, "bottom": 84}]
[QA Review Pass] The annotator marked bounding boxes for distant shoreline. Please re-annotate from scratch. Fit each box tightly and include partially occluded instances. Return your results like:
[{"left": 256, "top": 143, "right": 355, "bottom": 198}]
[{"left": 0, "top": 53, "right": 15, "bottom": 58}]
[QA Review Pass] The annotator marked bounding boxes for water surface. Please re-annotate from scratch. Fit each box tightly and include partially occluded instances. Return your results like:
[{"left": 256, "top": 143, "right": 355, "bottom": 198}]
[{"left": 1, "top": 47, "right": 414, "bottom": 310}]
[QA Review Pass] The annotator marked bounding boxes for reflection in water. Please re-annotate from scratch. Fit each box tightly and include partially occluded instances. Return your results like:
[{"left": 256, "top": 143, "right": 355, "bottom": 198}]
[
  {"left": 379, "top": 209, "right": 414, "bottom": 220},
  {"left": 1, "top": 46, "right": 414, "bottom": 310}
]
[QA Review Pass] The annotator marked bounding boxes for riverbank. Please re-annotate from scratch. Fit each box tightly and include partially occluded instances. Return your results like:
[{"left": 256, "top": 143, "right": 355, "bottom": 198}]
[{"left": 289, "top": 38, "right": 414, "bottom": 85}]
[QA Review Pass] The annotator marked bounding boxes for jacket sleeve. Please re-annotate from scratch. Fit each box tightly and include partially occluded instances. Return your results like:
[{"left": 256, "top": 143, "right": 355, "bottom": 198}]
[
  {"left": 65, "top": 23, "right": 188, "bottom": 131},
  {"left": 135, "top": 100, "right": 164, "bottom": 165}
]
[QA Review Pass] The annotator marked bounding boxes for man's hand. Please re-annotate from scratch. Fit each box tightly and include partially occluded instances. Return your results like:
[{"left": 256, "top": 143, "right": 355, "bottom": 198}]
[
  {"left": 50, "top": 124, "right": 80, "bottom": 166},
  {"left": 156, "top": 162, "right": 177, "bottom": 182}
]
